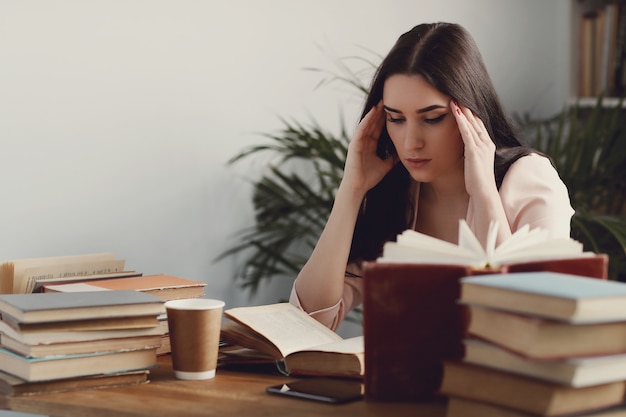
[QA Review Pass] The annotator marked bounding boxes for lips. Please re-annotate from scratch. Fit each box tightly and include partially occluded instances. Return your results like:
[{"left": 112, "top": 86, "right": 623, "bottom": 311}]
[{"left": 406, "top": 158, "right": 431, "bottom": 168}]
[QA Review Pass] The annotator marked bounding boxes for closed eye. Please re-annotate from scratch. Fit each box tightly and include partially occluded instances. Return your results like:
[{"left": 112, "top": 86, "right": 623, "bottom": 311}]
[
  {"left": 387, "top": 115, "right": 405, "bottom": 123},
  {"left": 424, "top": 114, "right": 447, "bottom": 124}
]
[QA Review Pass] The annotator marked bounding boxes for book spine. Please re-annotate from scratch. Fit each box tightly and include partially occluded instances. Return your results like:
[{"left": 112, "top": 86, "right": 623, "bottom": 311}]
[
  {"left": 613, "top": 3, "right": 626, "bottom": 96},
  {"left": 580, "top": 12, "right": 597, "bottom": 97}
]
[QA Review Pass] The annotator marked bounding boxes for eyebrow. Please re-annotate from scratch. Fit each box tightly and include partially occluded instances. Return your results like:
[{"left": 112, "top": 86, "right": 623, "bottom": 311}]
[{"left": 383, "top": 104, "right": 446, "bottom": 114}]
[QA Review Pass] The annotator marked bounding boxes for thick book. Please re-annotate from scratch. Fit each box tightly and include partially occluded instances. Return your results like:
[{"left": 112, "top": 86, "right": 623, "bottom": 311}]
[
  {"left": 0, "top": 369, "right": 150, "bottom": 396},
  {"left": 362, "top": 220, "right": 608, "bottom": 402},
  {"left": 0, "top": 319, "right": 166, "bottom": 345},
  {"left": 1, "top": 332, "right": 163, "bottom": 358},
  {"left": 439, "top": 361, "right": 626, "bottom": 416},
  {"left": 29, "top": 271, "right": 142, "bottom": 294},
  {"left": 0, "top": 346, "right": 158, "bottom": 382},
  {"left": 1, "top": 315, "right": 159, "bottom": 333},
  {"left": 220, "top": 303, "right": 364, "bottom": 378},
  {"left": 0, "top": 290, "right": 165, "bottom": 323},
  {"left": 460, "top": 271, "right": 626, "bottom": 323},
  {"left": 466, "top": 304, "right": 626, "bottom": 359},
  {"left": 0, "top": 253, "right": 135, "bottom": 294},
  {"left": 42, "top": 274, "right": 207, "bottom": 301},
  {"left": 446, "top": 397, "right": 626, "bottom": 417},
  {"left": 463, "top": 338, "right": 626, "bottom": 387}
]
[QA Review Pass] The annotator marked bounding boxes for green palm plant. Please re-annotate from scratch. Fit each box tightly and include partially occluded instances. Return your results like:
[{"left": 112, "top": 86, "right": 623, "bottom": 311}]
[
  {"left": 219, "top": 54, "right": 626, "bottom": 297},
  {"left": 216, "top": 53, "right": 377, "bottom": 295},
  {"left": 520, "top": 97, "right": 626, "bottom": 280},
  {"left": 219, "top": 118, "right": 350, "bottom": 294}
]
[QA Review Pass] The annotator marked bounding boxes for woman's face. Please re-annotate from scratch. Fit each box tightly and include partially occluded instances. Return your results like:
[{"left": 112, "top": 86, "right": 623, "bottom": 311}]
[{"left": 382, "top": 74, "right": 464, "bottom": 184}]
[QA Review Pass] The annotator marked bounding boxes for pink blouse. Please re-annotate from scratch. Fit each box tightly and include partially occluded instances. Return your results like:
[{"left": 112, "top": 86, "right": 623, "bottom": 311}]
[{"left": 289, "top": 153, "right": 575, "bottom": 330}]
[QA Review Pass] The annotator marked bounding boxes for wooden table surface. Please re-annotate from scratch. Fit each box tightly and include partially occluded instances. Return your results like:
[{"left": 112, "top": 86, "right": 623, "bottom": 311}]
[{"left": 0, "top": 355, "right": 447, "bottom": 417}]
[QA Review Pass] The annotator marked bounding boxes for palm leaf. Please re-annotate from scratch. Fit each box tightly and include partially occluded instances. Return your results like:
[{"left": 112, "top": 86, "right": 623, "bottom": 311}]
[
  {"left": 523, "top": 97, "right": 626, "bottom": 280},
  {"left": 217, "top": 117, "right": 352, "bottom": 293}
]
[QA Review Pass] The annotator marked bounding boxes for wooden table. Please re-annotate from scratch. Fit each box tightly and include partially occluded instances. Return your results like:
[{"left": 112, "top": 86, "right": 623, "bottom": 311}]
[{"left": 0, "top": 355, "right": 447, "bottom": 417}]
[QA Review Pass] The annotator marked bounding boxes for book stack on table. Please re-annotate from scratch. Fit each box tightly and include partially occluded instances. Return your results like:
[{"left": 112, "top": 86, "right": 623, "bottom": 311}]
[
  {"left": 440, "top": 271, "right": 626, "bottom": 417},
  {"left": 0, "top": 290, "right": 166, "bottom": 396},
  {"left": 42, "top": 274, "right": 207, "bottom": 355}
]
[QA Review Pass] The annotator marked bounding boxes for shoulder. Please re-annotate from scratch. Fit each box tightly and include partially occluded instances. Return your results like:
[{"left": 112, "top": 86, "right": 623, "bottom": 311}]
[
  {"left": 502, "top": 153, "right": 563, "bottom": 191},
  {"left": 508, "top": 152, "right": 554, "bottom": 171},
  {"left": 499, "top": 153, "right": 574, "bottom": 238}
]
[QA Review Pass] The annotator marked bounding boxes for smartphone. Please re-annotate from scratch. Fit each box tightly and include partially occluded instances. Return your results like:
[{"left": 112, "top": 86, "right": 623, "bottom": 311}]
[{"left": 266, "top": 378, "right": 364, "bottom": 404}]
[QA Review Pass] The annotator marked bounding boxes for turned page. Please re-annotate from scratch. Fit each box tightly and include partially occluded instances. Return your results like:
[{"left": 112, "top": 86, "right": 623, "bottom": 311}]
[
  {"left": 224, "top": 303, "right": 343, "bottom": 358},
  {"left": 1, "top": 253, "right": 123, "bottom": 294},
  {"left": 378, "top": 220, "right": 588, "bottom": 267}
]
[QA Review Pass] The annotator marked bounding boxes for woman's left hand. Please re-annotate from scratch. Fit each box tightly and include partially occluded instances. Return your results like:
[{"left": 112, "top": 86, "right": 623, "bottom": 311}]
[{"left": 450, "top": 100, "right": 497, "bottom": 199}]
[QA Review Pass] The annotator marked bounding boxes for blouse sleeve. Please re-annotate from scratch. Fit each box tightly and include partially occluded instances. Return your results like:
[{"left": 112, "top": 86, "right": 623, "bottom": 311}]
[
  {"left": 288, "top": 275, "right": 363, "bottom": 331},
  {"left": 499, "top": 153, "right": 574, "bottom": 239}
]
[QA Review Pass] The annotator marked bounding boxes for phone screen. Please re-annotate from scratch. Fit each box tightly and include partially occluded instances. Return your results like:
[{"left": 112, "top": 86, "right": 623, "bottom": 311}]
[{"left": 266, "top": 378, "right": 364, "bottom": 404}]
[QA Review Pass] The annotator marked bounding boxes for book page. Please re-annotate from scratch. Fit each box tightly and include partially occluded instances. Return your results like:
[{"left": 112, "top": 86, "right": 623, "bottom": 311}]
[
  {"left": 379, "top": 221, "right": 481, "bottom": 264},
  {"left": 43, "top": 283, "right": 112, "bottom": 293},
  {"left": 4, "top": 253, "right": 117, "bottom": 294},
  {"left": 377, "top": 243, "right": 479, "bottom": 264},
  {"left": 377, "top": 219, "right": 586, "bottom": 267},
  {"left": 29, "top": 270, "right": 141, "bottom": 293},
  {"left": 20, "top": 259, "right": 126, "bottom": 294},
  {"left": 494, "top": 226, "right": 548, "bottom": 255},
  {"left": 224, "top": 303, "right": 343, "bottom": 358},
  {"left": 293, "top": 336, "right": 364, "bottom": 355},
  {"left": 458, "top": 220, "right": 488, "bottom": 261},
  {"left": 493, "top": 238, "right": 586, "bottom": 265}
]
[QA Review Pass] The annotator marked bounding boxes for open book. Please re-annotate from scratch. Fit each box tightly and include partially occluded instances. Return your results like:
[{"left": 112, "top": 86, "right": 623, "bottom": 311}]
[
  {"left": 0, "top": 253, "right": 139, "bottom": 294},
  {"left": 378, "top": 219, "right": 592, "bottom": 267},
  {"left": 219, "top": 303, "right": 363, "bottom": 378}
]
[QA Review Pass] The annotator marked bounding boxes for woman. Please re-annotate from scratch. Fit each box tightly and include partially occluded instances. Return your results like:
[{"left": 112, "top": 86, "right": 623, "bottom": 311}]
[{"left": 290, "top": 22, "right": 574, "bottom": 330}]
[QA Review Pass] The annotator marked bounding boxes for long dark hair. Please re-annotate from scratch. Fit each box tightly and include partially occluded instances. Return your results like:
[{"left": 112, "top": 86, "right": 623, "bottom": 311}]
[{"left": 349, "top": 22, "right": 536, "bottom": 263}]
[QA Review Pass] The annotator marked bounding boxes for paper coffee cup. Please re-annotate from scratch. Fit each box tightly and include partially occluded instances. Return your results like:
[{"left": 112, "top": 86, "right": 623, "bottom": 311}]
[{"left": 165, "top": 298, "right": 225, "bottom": 380}]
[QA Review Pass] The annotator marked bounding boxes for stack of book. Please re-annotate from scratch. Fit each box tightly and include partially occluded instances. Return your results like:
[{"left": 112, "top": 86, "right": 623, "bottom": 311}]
[
  {"left": 42, "top": 274, "right": 207, "bottom": 355},
  {"left": 0, "top": 290, "right": 166, "bottom": 396},
  {"left": 440, "top": 271, "right": 626, "bottom": 417}
]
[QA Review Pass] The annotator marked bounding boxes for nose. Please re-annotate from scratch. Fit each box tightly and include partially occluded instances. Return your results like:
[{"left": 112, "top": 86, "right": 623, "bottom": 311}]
[{"left": 402, "top": 123, "right": 425, "bottom": 150}]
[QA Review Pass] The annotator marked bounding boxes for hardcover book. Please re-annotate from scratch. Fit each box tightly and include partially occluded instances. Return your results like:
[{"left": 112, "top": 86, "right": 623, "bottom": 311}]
[
  {"left": 220, "top": 303, "right": 364, "bottom": 378},
  {"left": 43, "top": 274, "right": 206, "bottom": 301},
  {"left": 465, "top": 303, "right": 626, "bottom": 359},
  {"left": 0, "top": 319, "right": 166, "bottom": 345},
  {"left": 463, "top": 338, "right": 626, "bottom": 387},
  {"left": 1, "top": 332, "right": 163, "bottom": 358},
  {"left": 1, "top": 315, "right": 159, "bottom": 333},
  {"left": 0, "top": 346, "right": 158, "bottom": 382},
  {"left": 460, "top": 271, "right": 626, "bottom": 323},
  {"left": 0, "top": 290, "right": 165, "bottom": 323},
  {"left": 439, "top": 361, "right": 626, "bottom": 416},
  {"left": 0, "top": 369, "right": 150, "bottom": 396},
  {"left": 446, "top": 396, "right": 626, "bottom": 417}
]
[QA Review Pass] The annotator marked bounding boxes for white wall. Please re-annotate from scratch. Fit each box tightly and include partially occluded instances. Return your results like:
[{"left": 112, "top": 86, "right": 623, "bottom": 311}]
[{"left": 0, "top": 0, "right": 569, "bottom": 337}]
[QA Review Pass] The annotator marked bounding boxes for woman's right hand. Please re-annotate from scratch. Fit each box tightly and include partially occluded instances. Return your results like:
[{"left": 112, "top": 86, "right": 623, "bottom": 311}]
[{"left": 342, "top": 101, "right": 397, "bottom": 194}]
